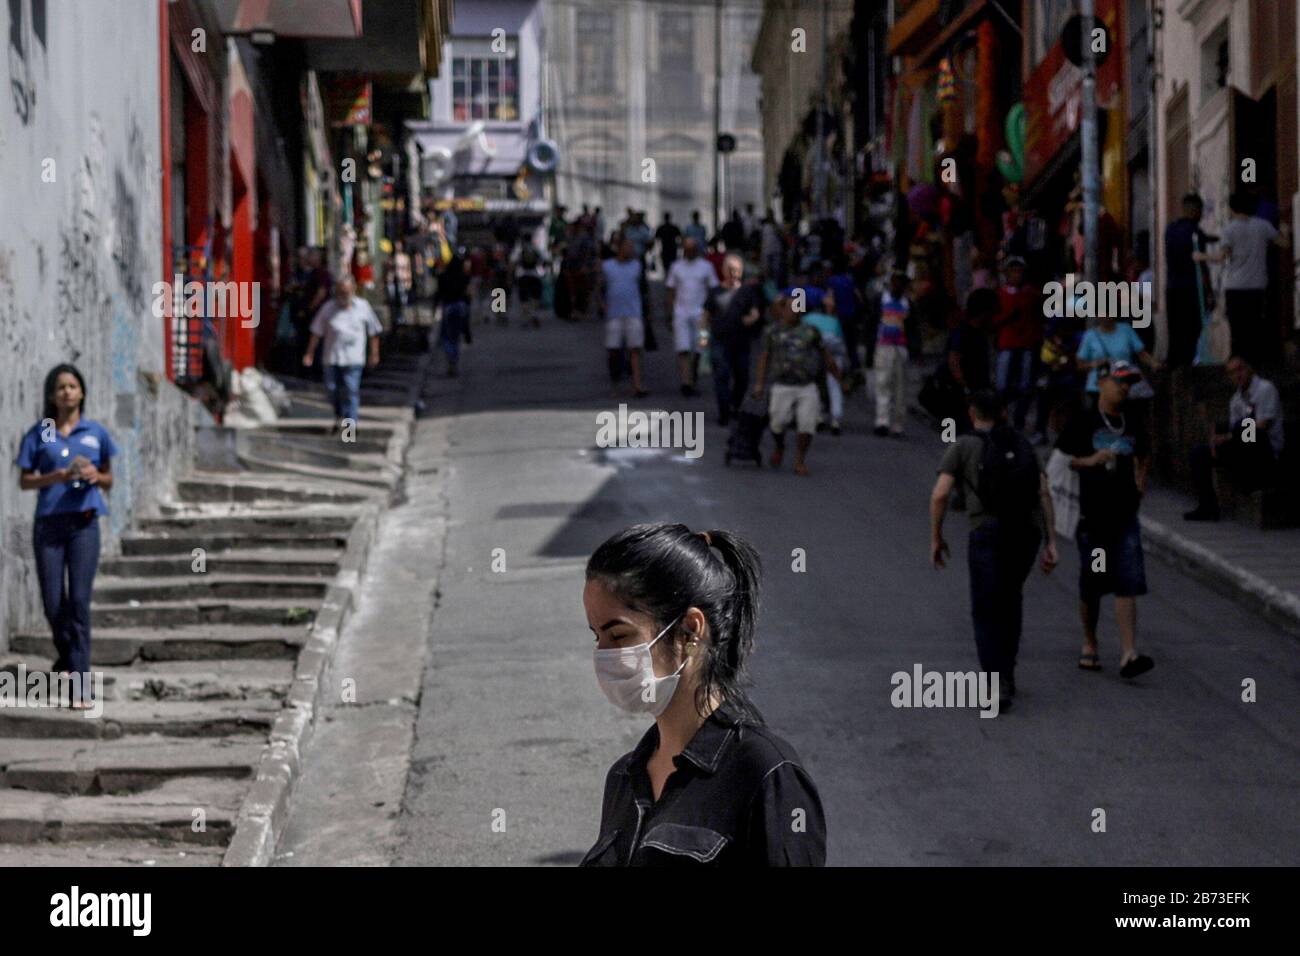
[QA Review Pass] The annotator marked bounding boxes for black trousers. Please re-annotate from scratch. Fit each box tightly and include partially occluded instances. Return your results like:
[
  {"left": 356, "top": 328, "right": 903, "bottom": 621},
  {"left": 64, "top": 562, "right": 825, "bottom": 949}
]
[
  {"left": 1190, "top": 435, "right": 1276, "bottom": 510},
  {"left": 967, "top": 519, "right": 1040, "bottom": 684},
  {"left": 1224, "top": 289, "right": 1269, "bottom": 369},
  {"left": 1166, "top": 287, "right": 1204, "bottom": 368}
]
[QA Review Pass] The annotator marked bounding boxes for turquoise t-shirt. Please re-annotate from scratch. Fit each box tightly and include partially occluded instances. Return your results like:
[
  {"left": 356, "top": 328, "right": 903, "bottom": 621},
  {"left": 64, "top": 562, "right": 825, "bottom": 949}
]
[
  {"left": 802, "top": 311, "right": 843, "bottom": 341},
  {"left": 1077, "top": 323, "right": 1146, "bottom": 392}
]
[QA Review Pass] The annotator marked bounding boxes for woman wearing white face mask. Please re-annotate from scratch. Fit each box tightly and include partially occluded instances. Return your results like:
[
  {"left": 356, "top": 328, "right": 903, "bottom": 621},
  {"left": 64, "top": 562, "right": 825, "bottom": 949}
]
[{"left": 581, "top": 523, "right": 826, "bottom": 866}]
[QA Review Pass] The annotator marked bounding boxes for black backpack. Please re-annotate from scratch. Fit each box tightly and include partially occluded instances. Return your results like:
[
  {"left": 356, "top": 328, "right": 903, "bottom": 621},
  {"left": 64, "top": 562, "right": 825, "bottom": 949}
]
[{"left": 970, "top": 425, "right": 1040, "bottom": 522}]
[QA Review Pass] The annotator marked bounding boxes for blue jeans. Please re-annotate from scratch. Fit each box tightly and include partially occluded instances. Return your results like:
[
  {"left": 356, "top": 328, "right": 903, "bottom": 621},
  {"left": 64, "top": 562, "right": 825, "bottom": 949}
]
[
  {"left": 1077, "top": 515, "right": 1148, "bottom": 599},
  {"left": 995, "top": 348, "right": 1036, "bottom": 430},
  {"left": 324, "top": 365, "right": 363, "bottom": 422},
  {"left": 967, "top": 519, "right": 1040, "bottom": 683},
  {"left": 33, "top": 512, "right": 101, "bottom": 693},
  {"left": 440, "top": 301, "right": 469, "bottom": 366}
]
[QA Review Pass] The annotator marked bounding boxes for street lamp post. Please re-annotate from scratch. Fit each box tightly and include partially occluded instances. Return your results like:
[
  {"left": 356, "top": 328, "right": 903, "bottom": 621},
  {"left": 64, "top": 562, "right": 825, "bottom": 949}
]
[{"left": 1080, "top": 0, "right": 1100, "bottom": 286}]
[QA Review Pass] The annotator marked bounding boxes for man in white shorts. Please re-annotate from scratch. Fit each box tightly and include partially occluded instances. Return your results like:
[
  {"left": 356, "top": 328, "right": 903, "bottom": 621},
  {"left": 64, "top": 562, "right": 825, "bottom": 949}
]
[
  {"left": 752, "top": 291, "right": 841, "bottom": 476},
  {"left": 599, "top": 238, "right": 648, "bottom": 397},
  {"left": 666, "top": 237, "right": 719, "bottom": 397}
]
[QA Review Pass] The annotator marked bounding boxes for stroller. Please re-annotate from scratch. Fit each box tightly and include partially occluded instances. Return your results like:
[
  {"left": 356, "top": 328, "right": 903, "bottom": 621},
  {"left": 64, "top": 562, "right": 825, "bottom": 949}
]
[{"left": 724, "top": 394, "right": 768, "bottom": 467}]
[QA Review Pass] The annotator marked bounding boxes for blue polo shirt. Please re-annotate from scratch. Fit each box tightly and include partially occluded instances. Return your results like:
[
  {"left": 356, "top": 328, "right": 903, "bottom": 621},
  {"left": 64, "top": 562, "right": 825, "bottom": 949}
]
[{"left": 15, "top": 418, "right": 120, "bottom": 518}]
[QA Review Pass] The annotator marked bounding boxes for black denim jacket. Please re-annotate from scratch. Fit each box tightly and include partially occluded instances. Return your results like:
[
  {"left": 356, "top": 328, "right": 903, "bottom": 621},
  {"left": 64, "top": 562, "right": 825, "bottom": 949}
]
[{"left": 580, "top": 701, "right": 826, "bottom": 866}]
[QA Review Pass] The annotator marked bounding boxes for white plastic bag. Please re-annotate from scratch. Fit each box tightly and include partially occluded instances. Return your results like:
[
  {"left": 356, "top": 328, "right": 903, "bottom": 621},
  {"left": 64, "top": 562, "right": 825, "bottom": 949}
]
[{"left": 1046, "top": 448, "right": 1080, "bottom": 540}]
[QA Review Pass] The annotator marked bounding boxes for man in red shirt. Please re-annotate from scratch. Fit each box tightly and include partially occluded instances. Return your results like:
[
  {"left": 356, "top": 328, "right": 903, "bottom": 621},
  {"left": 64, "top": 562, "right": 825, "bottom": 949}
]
[{"left": 992, "top": 257, "right": 1042, "bottom": 432}]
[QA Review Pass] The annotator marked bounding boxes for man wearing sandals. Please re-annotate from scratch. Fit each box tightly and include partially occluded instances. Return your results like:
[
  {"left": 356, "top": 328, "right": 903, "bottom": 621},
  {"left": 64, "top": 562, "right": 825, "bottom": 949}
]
[{"left": 1056, "top": 360, "right": 1155, "bottom": 679}]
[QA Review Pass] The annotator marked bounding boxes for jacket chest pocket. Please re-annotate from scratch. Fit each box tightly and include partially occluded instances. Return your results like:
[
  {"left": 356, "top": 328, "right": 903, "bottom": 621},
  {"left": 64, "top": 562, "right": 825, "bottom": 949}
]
[
  {"left": 579, "top": 828, "right": 622, "bottom": 867},
  {"left": 637, "top": 823, "right": 730, "bottom": 865}
]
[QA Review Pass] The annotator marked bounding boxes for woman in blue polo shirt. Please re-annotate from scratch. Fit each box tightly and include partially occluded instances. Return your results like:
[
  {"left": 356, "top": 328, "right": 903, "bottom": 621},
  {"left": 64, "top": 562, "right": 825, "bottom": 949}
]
[{"left": 14, "top": 364, "right": 119, "bottom": 708}]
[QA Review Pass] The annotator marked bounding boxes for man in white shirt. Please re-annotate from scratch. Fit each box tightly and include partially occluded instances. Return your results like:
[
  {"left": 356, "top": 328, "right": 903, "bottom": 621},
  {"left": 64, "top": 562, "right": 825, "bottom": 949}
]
[
  {"left": 1197, "top": 191, "right": 1291, "bottom": 368},
  {"left": 304, "top": 274, "right": 383, "bottom": 432},
  {"left": 665, "top": 237, "right": 719, "bottom": 396},
  {"left": 1185, "top": 355, "right": 1285, "bottom": 521}
]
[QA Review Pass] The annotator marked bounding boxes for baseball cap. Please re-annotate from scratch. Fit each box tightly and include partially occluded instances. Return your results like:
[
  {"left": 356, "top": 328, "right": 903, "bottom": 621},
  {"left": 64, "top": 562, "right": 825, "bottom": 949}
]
[{"left": 1098, "top": 359, "right": 1142, "bottom": 384}]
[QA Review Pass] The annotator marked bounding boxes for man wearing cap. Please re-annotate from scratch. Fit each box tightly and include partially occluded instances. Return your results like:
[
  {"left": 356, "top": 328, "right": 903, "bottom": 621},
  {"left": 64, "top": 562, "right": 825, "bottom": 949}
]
[
  {"left": 752, "top": 291, "right": 842, "bottom": 476},
  {"left": 1055, "top": 360, "right": 1156, "bottom": 679}
]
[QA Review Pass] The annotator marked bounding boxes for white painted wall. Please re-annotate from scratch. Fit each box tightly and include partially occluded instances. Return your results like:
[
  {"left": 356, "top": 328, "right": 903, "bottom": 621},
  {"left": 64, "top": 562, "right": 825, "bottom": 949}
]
[{"left": 0, "top": 0, "right": 194, "bottom": 644}]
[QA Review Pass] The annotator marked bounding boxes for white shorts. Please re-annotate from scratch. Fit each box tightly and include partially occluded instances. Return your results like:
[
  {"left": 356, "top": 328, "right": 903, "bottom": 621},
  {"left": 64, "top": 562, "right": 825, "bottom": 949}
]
[
  {"left": 673, "top": 312, "right": 701, "bottom": 353},
  {"left": 605, "top": 314, "right": 645, "bottom": 350},
  {"left": 768, "top": 383, "right": 821, "bottom": 434}
]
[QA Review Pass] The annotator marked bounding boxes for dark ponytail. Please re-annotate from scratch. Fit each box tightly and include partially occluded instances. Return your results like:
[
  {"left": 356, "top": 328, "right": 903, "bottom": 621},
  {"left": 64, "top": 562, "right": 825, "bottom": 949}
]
[{"left": 586, "top": 523, "right": 764, "bottom": 722}]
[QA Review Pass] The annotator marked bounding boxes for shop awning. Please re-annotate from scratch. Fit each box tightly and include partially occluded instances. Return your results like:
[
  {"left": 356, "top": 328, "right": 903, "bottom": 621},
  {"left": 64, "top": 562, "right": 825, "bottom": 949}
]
[{"left": 209, "top": 0, "right": 363, "bottom": 39}]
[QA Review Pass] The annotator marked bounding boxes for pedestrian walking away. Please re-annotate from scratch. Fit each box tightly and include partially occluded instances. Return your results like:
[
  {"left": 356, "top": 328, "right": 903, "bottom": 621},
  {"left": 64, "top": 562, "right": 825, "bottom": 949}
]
[
  {"left": 752, "top": 290, "right": 842, "bottom": 475},
  {"left": 14, "top": 364, "right": 119, "bottom": 709},
  {"left": 435, "top": 252, "right": 473, "bottom": 377},
  {"left": 582, "top": 523, "right": 826, "bottom": 866},
  {"left": 666, "top": 237, "right": 719, "bottom": 396},
  {"left": 304, "top": 275, "right": 382, "bottom": 426},
  {"left": 930, "top": 389, "right": 1058, "bottom": 710},
  {"left": 599, "top": 238, "right": 648, "bottom": 397},
  {"left": 1055, "top": 360, "right": 1155, "bottom": 679}
]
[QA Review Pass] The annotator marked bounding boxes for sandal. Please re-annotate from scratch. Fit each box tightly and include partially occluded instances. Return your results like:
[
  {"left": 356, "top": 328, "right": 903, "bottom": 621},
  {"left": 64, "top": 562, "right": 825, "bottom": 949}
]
[
  {"left": 1120, "top": 654, "right": 1154, "bottom": 679},
  {"left": 1078, "top": 652, "right": 1102, "bottom": 671}
]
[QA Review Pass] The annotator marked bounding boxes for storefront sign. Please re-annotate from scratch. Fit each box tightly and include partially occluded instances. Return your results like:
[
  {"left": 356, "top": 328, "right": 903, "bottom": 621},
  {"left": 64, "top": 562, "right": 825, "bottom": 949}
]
[{"left": 1023, "top": 0, "right": 1123, "bottom": 185}]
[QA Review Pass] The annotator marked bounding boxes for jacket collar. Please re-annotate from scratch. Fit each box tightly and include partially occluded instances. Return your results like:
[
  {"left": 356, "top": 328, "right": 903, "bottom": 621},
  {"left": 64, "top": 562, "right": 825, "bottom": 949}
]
[{"left": 629, "top": 699, "right": 744, "bottom": 778}]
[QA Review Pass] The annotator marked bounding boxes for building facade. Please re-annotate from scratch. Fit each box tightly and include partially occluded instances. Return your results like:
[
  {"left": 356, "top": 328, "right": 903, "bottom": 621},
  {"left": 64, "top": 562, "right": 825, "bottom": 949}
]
[{"left": 544, "top": 0, "right": 765, "bottom": 234}]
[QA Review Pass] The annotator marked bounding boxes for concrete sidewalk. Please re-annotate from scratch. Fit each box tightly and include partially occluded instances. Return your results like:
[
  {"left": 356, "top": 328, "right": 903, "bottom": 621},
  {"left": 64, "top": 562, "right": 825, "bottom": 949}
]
[{"left": 1139, "top": 486, "right": 1300, "bottom": 635}]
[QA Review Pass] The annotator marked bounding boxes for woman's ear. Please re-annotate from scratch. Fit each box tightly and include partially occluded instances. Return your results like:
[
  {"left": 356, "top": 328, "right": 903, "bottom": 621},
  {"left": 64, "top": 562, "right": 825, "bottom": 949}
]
[{"left": 682, "top": 607, "right": 709, "bottom": 646}]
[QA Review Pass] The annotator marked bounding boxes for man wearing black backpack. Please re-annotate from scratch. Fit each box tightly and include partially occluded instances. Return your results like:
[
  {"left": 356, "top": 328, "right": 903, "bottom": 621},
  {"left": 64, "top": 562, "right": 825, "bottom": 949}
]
[{"left": 930, "top": 389, "right": 1059, "bottom": 710}]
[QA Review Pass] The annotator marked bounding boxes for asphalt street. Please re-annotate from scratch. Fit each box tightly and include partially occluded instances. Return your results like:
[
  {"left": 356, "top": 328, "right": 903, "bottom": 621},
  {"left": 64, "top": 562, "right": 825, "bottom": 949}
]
[{"left": 393, "top": 307, "right": 1300, "bottom": 866}]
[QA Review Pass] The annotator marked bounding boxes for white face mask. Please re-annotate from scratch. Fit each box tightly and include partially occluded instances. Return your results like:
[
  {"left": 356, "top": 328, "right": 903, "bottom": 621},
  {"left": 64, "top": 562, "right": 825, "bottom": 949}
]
[{"left": 593, "top": 616, "right": 686, "bottom": 717}]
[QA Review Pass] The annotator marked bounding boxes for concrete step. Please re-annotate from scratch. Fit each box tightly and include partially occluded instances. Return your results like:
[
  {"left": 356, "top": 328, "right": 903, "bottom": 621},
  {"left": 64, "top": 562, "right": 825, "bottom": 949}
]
[
  {"left": 238, "top": 451, "right": 399, "bottom": 490},
  {"left": 0, "top": 776, "right": 245, "bottom": 845},
  {"left": 11, "top": 624, "right": 311, "bottom": 665},
  {"left": 0, "top": 697, "right": 282, "bottom": 739},
  {"left": 121, "top": 531, "right": 348, "bottom": 556},
  {"left": 0, "top": 839, "right": 226, "bottom": 865},
  {"left": 101, "top": 550, "right": 343, "bottom": 578},
  {"left": 0, "top": 737, "right": 264, "bottom": 794},
  {"left": 1, "top": 654, "right": 291, "bottom": 703},
  {"left": 177, "top": 473, "right": 375, "bottom": 505},
  {"left": 242, "top": 432, "right": 395, "bottom": 471},
  {"left": 93, "top": 574, "right": 329, "bottom": 604},
  {"left": 137, "top": 511, "right": 359, "bottom": 536},
  {"left": 244, "top": 429, "right": 391, "bottom": 455},
  {"left": 89, "top": 597, "right": 319, "bottom": 629}
]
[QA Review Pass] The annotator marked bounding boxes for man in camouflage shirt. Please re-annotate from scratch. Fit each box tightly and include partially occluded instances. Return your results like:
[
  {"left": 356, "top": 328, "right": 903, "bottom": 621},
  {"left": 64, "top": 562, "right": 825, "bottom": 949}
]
[{"left": 752, "top": 290, "right": 842, "bottom": 475}]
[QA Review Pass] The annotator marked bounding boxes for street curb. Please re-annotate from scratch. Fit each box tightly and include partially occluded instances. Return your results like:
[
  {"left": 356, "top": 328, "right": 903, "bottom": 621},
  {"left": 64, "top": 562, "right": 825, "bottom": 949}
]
[
  {"left": 1139, "top": 515, "right": 1300, "bottom": 636},
  {"left": 221, "top": 361, "right": 427, "bottom": 867}
]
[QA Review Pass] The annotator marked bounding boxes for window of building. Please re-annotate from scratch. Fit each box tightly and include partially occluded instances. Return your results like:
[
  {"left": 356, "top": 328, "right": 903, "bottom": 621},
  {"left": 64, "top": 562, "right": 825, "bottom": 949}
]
[
  {"left": 451, "top": 38, "right": 520, "bottom": 122},
  {"left": 1200, "top": 21, "right": 1229, "bottom": 103},
  {"left": 657, "top": 12, "right": 694, "bottom": 74},
  {"left": 576, "top": 10, "right": 616, "bottom": 90}
]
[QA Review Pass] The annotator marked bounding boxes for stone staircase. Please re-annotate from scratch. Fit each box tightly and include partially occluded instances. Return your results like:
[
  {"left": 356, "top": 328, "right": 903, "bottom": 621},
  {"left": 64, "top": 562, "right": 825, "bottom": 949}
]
[{"left": 0, "top": 356, "right": 421, "bottom": 866}]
